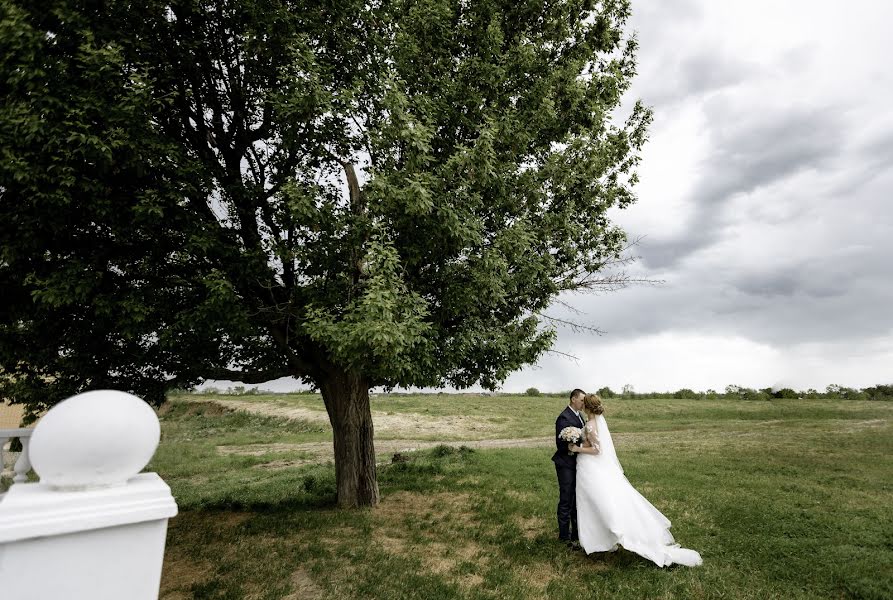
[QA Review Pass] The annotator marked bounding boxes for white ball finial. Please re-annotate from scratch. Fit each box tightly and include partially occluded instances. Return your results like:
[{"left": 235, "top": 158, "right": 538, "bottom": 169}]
[{"left": 29, "top": 390, "right": 161, "bottom": 490}]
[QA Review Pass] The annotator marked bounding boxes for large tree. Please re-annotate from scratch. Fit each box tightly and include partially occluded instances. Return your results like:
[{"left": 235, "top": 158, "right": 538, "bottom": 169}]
[{"left": 0, "top": 0, "right": 651, "bottom": 506}]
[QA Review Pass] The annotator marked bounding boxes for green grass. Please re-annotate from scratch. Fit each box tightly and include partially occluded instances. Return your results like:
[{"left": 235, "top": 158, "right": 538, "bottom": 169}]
[{"left": 153, "top": 394, "right": 893, "bottom": 599}]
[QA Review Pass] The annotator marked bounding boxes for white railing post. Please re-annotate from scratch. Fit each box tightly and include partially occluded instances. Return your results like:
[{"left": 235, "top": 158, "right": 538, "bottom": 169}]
[
  {"left": 0, "top": 428, "right": 34, "bottom": 486},
  {"left": 12, "top": 435, "right": 31, "bottom": 484},
  {"left": 0, "top": 390, "right": 178, "bottom": 600}
]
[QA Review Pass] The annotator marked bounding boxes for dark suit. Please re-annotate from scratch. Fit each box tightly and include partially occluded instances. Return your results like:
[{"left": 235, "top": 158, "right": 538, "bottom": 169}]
[{"left": 552, "top": 406, "right": 585, "bottom": 541}]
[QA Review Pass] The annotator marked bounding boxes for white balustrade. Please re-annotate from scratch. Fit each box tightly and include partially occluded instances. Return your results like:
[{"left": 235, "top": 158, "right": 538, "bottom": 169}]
[
  {"left": 0, "top": 390, "right": 178, "bottom": 600},
  {"left": 0, "top": 428, "right": 34, "bottom": 486}
]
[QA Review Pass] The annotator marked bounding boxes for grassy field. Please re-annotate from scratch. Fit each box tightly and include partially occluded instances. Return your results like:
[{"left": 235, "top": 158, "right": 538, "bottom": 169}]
[{"left": 152, "top": 393, "right": 893, "bottom": 599}]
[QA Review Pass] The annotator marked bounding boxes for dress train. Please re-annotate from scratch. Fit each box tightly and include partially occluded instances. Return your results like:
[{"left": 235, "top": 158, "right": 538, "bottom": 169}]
[{"left": 575, "top": 415, "right": 702, "bottom": 567}]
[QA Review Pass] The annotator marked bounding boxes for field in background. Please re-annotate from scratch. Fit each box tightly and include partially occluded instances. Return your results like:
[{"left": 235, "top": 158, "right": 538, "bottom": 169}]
[{"left": 153, "top": 393, "right": 893, "bottom": 599}]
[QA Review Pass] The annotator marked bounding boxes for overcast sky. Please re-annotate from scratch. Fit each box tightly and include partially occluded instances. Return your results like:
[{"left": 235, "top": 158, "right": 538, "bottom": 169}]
[
  {"left": 219, "top": 0, "right": 893, "bottom": 394},
  {"left": 499, "top": 0, "right": 893, "bottom": 393}
]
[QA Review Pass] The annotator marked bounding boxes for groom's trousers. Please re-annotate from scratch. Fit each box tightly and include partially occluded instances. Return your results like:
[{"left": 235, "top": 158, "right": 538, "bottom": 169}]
[{"left": 555, "top": 463, "right": 578, "bottom": 541}]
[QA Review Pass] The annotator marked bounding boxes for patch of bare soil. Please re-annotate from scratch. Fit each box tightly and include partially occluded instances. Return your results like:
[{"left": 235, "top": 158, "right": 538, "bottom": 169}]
[
  {"left": 374, "top": 490, "right": 471, "bottom": 522},
  {"left": 514, "top": 563, "right": 560, "bottom": 595},
  {"left": 458, "top": 573, "right": 485, "bottom": 589},
  {"left": 281, "top": 567, "right": 324, "bottom": 600},
  {"left": 210, "top": 399, "right": 329, "bottom": 424},
  {"left": 515, "top": 515, "right": 544, "bottom": 540},
  {"left": 310, "top": 491, "right": 487, "bottom": 586},
  {"left": 158, "top": 553, "right": 214, "bottom": 599},
  {"left": 254, "top": 458, "right": 316, "bottom": 470},
  {"left": 216, "top": 442, "right": 313, "bottom": 456},
  {"left": 206, "top": 398, "right": 499, "bottom": 437},
  {"left": 365, "top": 491, "right": 488, "bottom": 587}
]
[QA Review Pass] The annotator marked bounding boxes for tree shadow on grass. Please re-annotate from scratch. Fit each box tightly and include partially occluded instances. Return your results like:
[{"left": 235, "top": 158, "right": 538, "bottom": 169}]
[
  {"left": 583, "top": 547, "right": 676, "bottom": 569},
  {"left": 174, "top": 444, "right": 479, "bottom": 519}
]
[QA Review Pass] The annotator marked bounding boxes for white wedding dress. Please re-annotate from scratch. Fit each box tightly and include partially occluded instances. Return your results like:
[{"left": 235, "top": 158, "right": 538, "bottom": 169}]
[{"left": 575, "top": 415, "right": 702, "bottom": 567}]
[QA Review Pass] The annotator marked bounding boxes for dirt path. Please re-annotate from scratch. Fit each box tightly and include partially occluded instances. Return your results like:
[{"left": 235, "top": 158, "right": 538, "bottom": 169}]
[
  {"left": 211, "top": 398, "right": 499, "bottom": 437},
  {"left": 216, "top": 436, "right": 553, "bottom": 470},
  {"left": 202, "top": 397, "right": 540, "bottom": 469}
]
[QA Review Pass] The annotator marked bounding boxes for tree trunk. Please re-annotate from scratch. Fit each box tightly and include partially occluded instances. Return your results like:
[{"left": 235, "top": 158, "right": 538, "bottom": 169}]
[{"left": 318, "top": 367, "right": 379, "bottom": 507}]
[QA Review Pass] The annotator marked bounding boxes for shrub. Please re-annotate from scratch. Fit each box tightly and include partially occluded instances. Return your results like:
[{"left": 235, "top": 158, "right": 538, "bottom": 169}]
[
  {"left": 525, "top": 387, "right": 541, "bottom": 396},
  {"left": 738, "top": 388, "right": 772, "bottom": 401},
  {"left": 842, "top": 388, "right": 867, "bottom": 400},
  {"left": 863, "top": 385, "right": 893, "bottom": 401}
]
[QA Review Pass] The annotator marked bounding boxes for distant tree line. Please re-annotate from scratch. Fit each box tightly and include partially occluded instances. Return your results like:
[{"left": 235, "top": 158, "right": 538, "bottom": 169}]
[
  {"left": 176, "top": 383, "right": 893, "bottom": 400},
  {"left": 590, "top": 384, "right": 893, "bottom": 401}
]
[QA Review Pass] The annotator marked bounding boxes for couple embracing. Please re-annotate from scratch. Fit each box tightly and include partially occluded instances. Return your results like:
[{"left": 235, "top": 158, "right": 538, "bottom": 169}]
[{"left": 552, "top": 389, "right": 702, "bottom": 567}]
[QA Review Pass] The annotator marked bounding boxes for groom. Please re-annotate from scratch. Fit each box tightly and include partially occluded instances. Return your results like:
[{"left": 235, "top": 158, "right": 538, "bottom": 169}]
[{"left": 553, "top": 388, "right": 586, "bottom": 546}]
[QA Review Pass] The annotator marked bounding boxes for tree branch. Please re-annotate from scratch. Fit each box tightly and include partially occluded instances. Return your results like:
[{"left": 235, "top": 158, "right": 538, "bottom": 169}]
[
  {"left": 268, "top": 324, "right": 317, "bottom": 376},
  {"left": 536, "top": 313, "right": 606, "bottom": 335},
  {"left": 545, "top": 348, "right": 581, "bottom": 361},
  {"left": 343, "top": 160, "right": 366, "bottom": 298},
  {"left": 203, "top": 368, "right": 291, "bottom": 384},
  {"left": 350, "top": 114, "right": 377, "bottom": 167}
]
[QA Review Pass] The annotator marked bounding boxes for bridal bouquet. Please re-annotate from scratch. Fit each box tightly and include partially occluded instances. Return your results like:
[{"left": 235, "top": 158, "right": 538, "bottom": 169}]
[{"left": 559, "top": 426, "right": 583, "bottom": 454}]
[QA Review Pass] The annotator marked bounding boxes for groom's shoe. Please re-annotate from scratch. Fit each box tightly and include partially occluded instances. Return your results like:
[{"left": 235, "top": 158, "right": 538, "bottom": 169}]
[{"left": 566, "top": 540, "right": 582, "bottom": 551}]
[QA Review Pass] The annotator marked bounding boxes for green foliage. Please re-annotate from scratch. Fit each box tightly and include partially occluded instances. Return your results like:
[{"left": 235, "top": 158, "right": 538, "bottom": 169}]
[
  {"left": 863, "top": 384, "right": 893, "bottom": 401},
  {"left": 740, "top": 388, "right": 772, "bottom": 401},
  {"left": 1, "top": 0, "right": 651, "bottom": 413},
  {"left": 0, "top": 0, "right": 213, "bottom": 412},
  {"left": 525, "top": 387, "right": 541, "bottom": 396},
  {"left": 597, "top": 386, "right": 616, "bottom": 398},
  {"left": 304, "top": 234, "right": 433, "bottom": 385}
]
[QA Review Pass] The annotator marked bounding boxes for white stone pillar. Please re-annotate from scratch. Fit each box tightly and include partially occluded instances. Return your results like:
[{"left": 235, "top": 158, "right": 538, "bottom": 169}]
[{"left": 0, "top": 390, "right": 178, "bottom": 600}]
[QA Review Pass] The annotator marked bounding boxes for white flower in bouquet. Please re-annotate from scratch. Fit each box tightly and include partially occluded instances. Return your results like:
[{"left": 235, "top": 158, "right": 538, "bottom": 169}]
[{"left": 559, "top": 426, "right": 583, "bottom": 444}]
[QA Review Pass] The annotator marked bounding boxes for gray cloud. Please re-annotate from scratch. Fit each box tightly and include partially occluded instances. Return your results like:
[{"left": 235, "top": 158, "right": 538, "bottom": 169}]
[
  {"left": 552, "top": 155, "right": 893, "bottom": 348},
  {"left": 637, "top": 51, "right": 758, "bottom": 108},
  {"left": 700, "top": 103, "right": 844, "bottom": 199},
  {"left": 733, "top": 267, "right": 844, "bottom": 300},
  {"left": 550, "top": 267, "right": 893, "bottom": 350},
  {"left": 639, "top": 103, "right": 850, "bottom": 269},
  {"left": 829, "top": 130, "right": 893, "bottom": 197},
  {"left": 628, "top": 0, "right": 758, "bottom": 108}
]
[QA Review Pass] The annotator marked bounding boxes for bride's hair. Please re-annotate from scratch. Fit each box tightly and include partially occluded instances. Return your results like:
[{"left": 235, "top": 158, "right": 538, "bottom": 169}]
[{"left": 583, "top": 393, "right": 604, "bottom": 416}]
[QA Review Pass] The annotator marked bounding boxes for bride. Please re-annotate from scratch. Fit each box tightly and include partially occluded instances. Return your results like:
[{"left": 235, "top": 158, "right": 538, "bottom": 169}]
[{"left": 568, "top": 394, "right": 702, "bottom": 567}]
